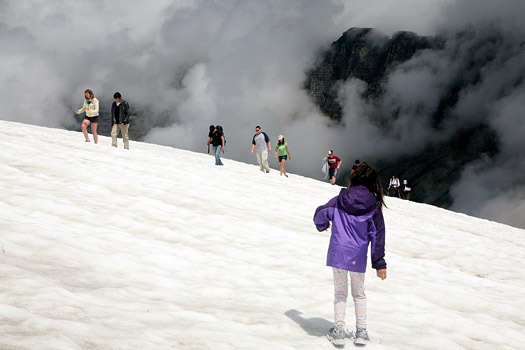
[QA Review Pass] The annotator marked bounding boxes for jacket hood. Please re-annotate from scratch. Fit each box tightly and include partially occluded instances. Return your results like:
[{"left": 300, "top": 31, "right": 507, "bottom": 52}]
[{"left": 337, "top": 185, "right": 378, "bottom": 216}]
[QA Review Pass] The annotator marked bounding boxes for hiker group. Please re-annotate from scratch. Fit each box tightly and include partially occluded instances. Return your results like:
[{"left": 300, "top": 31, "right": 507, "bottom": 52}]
[
  {"left": 387, "top": 175, "right": 411, "bottom": 200},
  {"left": 74, "top": 89, "right": 294, "bottom": 176},
  {"left": 75, "top": 87, "right": 392, "bottom": 347},
  {"left": 206, "top": 124, "right": 292, "bottom": 177},
  {"left": 75, "top": 89, "right": 412, "bottom": 200},
  {"left": 74, "top": 89, "right": 131, "bottom": 149}
]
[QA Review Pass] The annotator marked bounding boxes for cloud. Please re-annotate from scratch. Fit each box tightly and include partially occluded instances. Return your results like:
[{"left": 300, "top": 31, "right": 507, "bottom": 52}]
[
  {"left": 332, "top": 0, "right": 456, "bottom": 36},
  {"left": 0, "top": 0, "right": 454, "bottom": 157},
  {"left": 2, "top": 0, "right": 525, "bottom": 227},
  {"left": 334, "top": 1, "right": 525, "bottom": 228}
]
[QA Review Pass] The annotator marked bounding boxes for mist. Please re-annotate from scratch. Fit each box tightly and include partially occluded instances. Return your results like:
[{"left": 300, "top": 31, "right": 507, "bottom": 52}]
[
  {"left": 1, "top": 0, "right": 525, "bottom": 227},
  {"left": 333, "top": 0, "right": 525, "bottom": 228},
  {"left": 0, "top": 0, "right": 449, "bottom": 169}
]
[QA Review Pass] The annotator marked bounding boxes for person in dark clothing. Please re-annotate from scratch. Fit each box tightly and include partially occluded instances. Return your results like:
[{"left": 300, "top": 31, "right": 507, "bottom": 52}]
[
  {"left": 351, "top": 159, "right": 360, "bottom": 174},
  {"left": 110, "top": 92, "right": 131, "bottom": 149},
  {"left": 206, "top": 125, "right": 214, "bottom": 154},
  {"left": 207, "top": 125, "right": 225, "bottom": 165}
]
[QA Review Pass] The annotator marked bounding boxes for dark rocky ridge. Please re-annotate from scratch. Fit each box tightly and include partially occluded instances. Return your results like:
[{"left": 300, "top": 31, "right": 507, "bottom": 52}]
[
  {"left": 304, "top": 27, "right": 500, "bottom": 208},
  {"left": 305, "top": 28, "right": 444, "bottom": 121}
]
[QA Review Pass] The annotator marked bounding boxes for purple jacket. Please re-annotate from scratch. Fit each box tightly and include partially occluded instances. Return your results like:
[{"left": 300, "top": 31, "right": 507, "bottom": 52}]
[{"left": 314, "top": 185, "right": 386, "bottom": 273}]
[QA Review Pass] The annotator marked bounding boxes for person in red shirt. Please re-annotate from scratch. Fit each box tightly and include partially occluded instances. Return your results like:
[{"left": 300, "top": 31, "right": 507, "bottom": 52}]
[{"left": 327, "top": 150, "right": 342, "bottom": 185}]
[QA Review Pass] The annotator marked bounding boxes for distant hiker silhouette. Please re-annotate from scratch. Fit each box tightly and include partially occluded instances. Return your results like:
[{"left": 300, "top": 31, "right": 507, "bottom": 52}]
[
  {"left": 387, "top": 175, "right": 400, "bottom": 198},
  {"left": 351, "top": 159, "right": 360, "bottom": 174},
  {"left": 207, "top": 125, "right": 225, "bottom": 166},
  {"left": 401, "top": 179, "right": 411, "bottom": 200}
]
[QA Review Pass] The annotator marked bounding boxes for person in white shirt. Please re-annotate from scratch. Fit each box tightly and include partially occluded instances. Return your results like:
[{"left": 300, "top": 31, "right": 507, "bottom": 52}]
[
  {"left": 387, "top": 175, "right": 400, "bottom": 197},
  {"left": 75, "top": 89, "right": 100, "bottom": 143}
]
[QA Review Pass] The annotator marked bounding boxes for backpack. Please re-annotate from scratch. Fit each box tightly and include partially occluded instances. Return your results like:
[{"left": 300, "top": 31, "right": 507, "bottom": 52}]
[{"left": 216, "top": 125, "right": 226, "bottom": 144}]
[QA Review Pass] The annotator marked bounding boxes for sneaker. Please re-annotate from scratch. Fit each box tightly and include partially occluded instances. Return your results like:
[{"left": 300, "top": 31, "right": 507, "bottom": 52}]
[
  {"left": 327, "top": 326, "right": 345, "bottom": 347},
  {"left": 354, "top": 328, "right": 370, "bottom": 346}
]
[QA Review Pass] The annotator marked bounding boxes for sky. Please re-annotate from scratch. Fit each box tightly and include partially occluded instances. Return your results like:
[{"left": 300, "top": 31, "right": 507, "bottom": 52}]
[
  {"left": 1, "top": 0, "right": 525, "bottom": 228},
  {"left": 1, "top": 120, "right": 525, "bottom": 349}
]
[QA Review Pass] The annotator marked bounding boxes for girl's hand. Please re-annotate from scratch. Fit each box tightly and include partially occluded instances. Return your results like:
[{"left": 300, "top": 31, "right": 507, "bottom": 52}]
[{"left": 376, "top": 269, "right": 387, "bottom": 280}]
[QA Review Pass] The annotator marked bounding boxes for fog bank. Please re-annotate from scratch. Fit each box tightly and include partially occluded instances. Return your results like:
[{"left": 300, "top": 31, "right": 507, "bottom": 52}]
[{"left": 2, "top": 0, "right": 525, "bottom": 227}]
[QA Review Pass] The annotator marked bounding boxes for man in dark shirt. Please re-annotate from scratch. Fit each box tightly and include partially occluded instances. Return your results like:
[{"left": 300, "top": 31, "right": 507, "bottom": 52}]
[
  {"left": 352, "top": 159, "right": 360, "bottom": 174},
  {"left": 207, "top": 125, "right": 225, "bottom": 165},
  {"left": 110, "top": 92, "right": 131, "bottom": 149}
]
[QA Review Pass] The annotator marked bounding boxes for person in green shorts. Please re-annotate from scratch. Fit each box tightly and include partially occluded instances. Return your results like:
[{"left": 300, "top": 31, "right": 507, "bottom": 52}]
[{"left": 274, "top": 135, "right": 291, "bottom": 177}]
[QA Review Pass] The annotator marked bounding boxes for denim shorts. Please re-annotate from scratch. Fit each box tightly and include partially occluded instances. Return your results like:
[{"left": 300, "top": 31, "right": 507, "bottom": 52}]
[{"left": 278, "top": 155, "right": 288, "bottom": 162}]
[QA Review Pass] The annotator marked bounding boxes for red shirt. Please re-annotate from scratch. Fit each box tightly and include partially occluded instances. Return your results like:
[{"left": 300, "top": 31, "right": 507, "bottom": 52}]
[{"left": 328, "top": 155, "right": 341, "bottom": 169}]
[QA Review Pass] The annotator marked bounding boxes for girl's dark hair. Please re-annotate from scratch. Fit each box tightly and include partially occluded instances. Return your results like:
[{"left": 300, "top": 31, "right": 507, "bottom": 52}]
[
  {"left": 278, "top": 138, "right": 285, "bottom": 145},
  {"left": 349, "top": 164, "right": 386, "bottom": 209}
]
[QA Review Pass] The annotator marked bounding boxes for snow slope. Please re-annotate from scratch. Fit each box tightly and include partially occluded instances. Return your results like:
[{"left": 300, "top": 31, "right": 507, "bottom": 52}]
[{"left": 1, "top": 120, "right": 524, "bottom": 350}]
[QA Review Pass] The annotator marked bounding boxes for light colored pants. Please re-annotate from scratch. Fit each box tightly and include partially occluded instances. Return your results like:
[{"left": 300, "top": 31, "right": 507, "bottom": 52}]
[
  {"left": 111, "top": 124, "right": 130, "bottom": 149},
  {"left": 333, "top": 268, "right": 366, "bottom": 329},
  {"left": 256, "top": 150, "right": 270, "bottom": 172}
]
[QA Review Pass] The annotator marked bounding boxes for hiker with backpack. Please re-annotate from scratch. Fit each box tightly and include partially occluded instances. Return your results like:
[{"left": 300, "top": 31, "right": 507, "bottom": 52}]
[
  {"left": 206, "top": 125, "right": 225, "bottom": 166},
  {"left": 387, "top": 175, "right": 400, "bottom": 197}
]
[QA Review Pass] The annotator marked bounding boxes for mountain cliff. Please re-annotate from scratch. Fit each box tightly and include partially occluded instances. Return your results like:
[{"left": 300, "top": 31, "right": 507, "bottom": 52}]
[
  {"left": 304, "top": 27, "right": 507, "bottom": 208},
  {"left": 305, "top": 28, "right": 443, "bottom": 121}
]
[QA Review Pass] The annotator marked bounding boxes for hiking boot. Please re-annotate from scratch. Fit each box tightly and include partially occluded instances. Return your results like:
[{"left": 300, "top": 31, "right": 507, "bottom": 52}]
[
  {"left": 354, "top": 328, "right": 370, "bottom": 346},
  {"left": 327, "top": 326, "right": 345, "bottom": 347}
]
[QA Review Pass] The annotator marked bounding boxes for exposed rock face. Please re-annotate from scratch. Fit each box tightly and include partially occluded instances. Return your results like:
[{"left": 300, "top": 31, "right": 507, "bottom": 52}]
[
  {"left": 375, "top": 125, "right": 498, "bottom": 207},
  {"left": 304, "top": 27, "right": 501, "bottom": 208},
  {"left": 305, "top": 28, "right": 443, "bottom": 121}
]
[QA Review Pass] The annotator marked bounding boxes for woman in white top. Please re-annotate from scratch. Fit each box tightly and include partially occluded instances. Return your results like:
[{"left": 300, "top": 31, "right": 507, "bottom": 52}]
[{"left": 75, "top": 89, "right": 100, "bottom": 143}]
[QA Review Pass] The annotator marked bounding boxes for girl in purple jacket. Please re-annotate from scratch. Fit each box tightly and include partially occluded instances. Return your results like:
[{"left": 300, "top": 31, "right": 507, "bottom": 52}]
[{"left": 314, "top": 164, "right": 387, "bottom": 347}]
